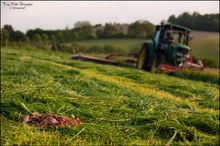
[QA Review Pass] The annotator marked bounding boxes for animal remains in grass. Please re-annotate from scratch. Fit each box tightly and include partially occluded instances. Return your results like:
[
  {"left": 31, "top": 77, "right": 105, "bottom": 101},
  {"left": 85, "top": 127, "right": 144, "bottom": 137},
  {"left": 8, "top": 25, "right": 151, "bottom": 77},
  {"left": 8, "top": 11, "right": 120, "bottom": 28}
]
[{"left": 19, "top": 112, "right": 82, "bottom": 127}]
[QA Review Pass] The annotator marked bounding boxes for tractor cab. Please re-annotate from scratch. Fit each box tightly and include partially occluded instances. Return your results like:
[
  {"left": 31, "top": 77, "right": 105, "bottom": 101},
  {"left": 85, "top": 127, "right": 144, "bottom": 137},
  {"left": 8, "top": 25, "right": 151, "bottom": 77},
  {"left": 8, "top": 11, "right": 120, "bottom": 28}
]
[
  {"left": 156, "top": 24, "right": 192, "bottom": 66},
  {"left": 154, "top": 24, "right": 191, "bottom": 48},
  {"left": 137, "top": 24, "right": 193, "bottom": 71}
]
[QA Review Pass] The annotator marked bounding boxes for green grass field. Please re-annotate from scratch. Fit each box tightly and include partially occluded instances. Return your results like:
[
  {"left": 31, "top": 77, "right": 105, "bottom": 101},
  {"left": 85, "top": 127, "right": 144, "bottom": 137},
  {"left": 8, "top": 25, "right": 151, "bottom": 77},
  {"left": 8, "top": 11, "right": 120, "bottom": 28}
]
[{"left": 1, "top": 47, "right": 219, "bottom": 145}]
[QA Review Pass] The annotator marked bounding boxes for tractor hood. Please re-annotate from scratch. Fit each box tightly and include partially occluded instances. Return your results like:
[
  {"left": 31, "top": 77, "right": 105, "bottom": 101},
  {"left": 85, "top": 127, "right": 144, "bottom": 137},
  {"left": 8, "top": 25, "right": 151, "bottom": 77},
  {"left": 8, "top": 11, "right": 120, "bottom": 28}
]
[{"left": 171, "top": 43, "right": 190, "bottom": 51}]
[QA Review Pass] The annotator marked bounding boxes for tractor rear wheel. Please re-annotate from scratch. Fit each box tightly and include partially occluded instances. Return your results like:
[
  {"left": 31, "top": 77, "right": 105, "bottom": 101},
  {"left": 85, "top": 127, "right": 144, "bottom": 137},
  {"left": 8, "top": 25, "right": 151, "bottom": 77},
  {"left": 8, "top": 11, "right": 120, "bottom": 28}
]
[{"left": 136, "top": 43, "right": 153, "bottom": 71}]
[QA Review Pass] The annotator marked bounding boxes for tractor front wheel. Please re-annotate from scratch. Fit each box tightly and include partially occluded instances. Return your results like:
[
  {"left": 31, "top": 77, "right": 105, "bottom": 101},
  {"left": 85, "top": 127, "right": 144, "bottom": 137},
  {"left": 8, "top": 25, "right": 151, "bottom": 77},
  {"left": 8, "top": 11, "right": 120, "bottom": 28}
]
[{"left": 136, "top": 43, "right": 153, "bottom": 71}]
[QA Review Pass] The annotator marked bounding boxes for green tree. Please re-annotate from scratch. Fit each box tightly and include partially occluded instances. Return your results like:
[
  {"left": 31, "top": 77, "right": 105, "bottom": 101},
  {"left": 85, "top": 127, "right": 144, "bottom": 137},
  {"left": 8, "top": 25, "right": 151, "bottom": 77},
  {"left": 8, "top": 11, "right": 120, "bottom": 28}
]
[
  {"left": 2, "top": 25, "right": 14, "bottom": 45},
  {"left": 103, "top": 23, "right": 118, "bottom": 38},
  {"left": 64, "top": 26, "right": 71, "bottom": 42},
  {"left": 96, "top": 29, "right": 103, "bottom": 38},
  {"left": 25, "top": 36, "right": 31, "bottom": 46},
  {"left": 167, "top": 12, "right": 219, "bottom": 32},
  {"left": 1, "top": 28, "right": 9, "bottom": 47},
  {"left": 2, "top": 25, "right": 14, "bottom": 40},
  {"left": 41, "top": 33, "right": 49, "bottom": 45},
  {"left": 73, "top": 21, "right": 94, "bottom": 39},
  {"left": 32, "top": 33, "right": 42, "bottom": 47},
  {"left": 168, "top": 15, "right": 177, "bottom": 24},
  {"left": 26, "top": 28, "right": 43, "bottom": 41},
  {"left": 74, "top": 21, "right": 91, "bottom": 29},
  {"left": 56, "top": 31, "right": 65, "bottom": 43},
  {"left": 11, "top": 31, "right": 24, "bottom": 42},
  {"left": 50, "top": 34, "right": 56, "bottom": 42},
  {"left": 72, "top": 32, "right": 79, "bottom": 41},
  {"left": 128, "top": 20, "right": 154, "bottom": 39}
]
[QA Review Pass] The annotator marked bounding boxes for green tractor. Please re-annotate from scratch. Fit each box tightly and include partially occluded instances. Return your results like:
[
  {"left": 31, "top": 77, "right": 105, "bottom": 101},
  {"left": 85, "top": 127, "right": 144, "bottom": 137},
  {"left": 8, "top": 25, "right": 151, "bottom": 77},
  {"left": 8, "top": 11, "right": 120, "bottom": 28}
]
[
  {"left": 72, "top": 23, "right": 203, "bottom": 72},
  {"left": 136, "top": 23, "right": 201, "bottom": 72}
]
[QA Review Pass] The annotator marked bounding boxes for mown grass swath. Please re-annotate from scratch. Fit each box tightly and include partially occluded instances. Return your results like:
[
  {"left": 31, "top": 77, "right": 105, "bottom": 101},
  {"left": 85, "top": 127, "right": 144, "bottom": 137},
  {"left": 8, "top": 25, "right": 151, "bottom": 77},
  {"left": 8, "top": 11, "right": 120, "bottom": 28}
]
[{"left": 1, "top": 46, "right": 219, "bottom": 145}]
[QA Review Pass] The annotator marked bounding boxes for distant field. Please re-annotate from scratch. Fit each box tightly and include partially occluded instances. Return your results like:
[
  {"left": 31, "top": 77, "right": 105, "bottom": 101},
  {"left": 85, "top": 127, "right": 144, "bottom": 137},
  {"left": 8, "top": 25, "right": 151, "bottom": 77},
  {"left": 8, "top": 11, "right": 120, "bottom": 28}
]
[
  {"left": 191, "top": 30, "right": 219, "bottom": 39},
  {"left": 65, "top": 39, "right": 145, "bottom": 53},
  {"left": 76, "top": 39, "right": 145, "bottom": 50},
  {"left": 189, "top": 36, "right": 219, "bottom": 68},
  {"left": 189, "top": 30, "right": 219, "bottom": 68}
]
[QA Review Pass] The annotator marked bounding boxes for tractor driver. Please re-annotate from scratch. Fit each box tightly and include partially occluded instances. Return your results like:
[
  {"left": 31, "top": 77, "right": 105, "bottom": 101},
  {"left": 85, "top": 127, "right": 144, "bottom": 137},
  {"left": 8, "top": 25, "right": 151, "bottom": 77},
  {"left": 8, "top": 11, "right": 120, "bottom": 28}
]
[
  {"left": 163, "top": 32, "right": 175, "bottom": 44},
  {"left": 161, "top": 32, "right": 175, "bottom": 51}
]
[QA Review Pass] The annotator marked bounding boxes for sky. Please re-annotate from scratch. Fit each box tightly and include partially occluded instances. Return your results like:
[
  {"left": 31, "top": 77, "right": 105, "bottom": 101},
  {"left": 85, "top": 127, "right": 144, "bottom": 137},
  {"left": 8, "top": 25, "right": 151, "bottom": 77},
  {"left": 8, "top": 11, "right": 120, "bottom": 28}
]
[{"left": 1, "top": 1, "right": 219, "bottom": 33}]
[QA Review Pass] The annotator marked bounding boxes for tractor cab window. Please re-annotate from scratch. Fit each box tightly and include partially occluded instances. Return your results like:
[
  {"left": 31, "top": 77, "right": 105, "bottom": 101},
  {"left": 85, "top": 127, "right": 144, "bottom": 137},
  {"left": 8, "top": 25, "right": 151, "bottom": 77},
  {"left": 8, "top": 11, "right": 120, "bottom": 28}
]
[
  {"left": 163, "top": 30, "right": 189, "bottom": 45},
  {"left": 175, "top": 32, "right": 189, "bottom": 45},
  {"left": 162, "top": 32, "right": 172, "bottom": 44}
]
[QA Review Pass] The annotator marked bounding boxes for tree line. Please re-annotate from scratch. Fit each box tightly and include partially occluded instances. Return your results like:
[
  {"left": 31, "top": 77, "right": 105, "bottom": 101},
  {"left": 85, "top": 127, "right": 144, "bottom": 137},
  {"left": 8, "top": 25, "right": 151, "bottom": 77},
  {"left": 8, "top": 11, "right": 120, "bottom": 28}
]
[
  {"left": 1, "top": 12, "right": 219, "bottom": 48},
  {"left": 1, "top": 20, "right": 154, "bottom": 48},
  {"left": 168, "top": 12, "right": 219, "bottom": 32}
]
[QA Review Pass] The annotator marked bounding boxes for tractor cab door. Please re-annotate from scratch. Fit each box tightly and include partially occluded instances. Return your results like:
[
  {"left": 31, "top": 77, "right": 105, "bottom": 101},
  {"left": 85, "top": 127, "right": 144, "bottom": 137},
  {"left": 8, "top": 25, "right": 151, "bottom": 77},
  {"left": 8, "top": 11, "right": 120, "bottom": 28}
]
[{"left": 153, "top": 26, "right": 163, "bottom": 49}]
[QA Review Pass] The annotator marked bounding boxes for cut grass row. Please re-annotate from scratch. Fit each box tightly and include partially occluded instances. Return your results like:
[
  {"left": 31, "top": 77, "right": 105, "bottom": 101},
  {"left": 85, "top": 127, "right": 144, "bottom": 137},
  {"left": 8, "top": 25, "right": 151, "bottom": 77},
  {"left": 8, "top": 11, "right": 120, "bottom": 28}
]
[{"left": 1, "top": 47, "right": 219, "bottom": 145}]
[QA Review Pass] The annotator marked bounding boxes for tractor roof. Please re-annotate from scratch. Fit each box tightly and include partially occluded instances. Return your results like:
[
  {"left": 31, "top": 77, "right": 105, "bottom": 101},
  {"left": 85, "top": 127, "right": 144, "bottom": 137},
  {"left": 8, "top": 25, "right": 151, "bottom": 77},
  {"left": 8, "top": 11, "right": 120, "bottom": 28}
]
[{"left": 160, "top": 24, "right": 191, "bottom": 33}]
